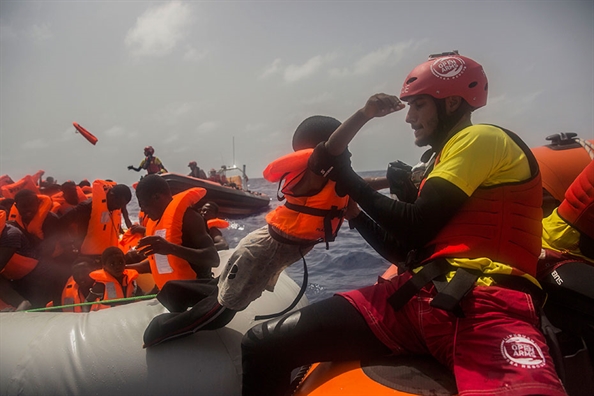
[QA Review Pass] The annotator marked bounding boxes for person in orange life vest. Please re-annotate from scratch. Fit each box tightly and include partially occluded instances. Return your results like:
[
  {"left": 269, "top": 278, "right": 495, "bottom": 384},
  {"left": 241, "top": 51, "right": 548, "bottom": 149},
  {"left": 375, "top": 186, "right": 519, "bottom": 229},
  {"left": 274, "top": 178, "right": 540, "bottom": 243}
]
[
  {"left": 52, "top": 181, "right": 89, "bottom": 216},
  {"left": 0, "top": 209, "right": 63, "bottom": 310},
  {"left": 200, "top": 202, "right": 229, "bottom": 251},
  {"left": 241, "top": 53, "right": 565, "bottom": 396},
  {"left": 127, "top": 146, "right": 167, "bottom": 175},
  {"left": 141, "top": 115, "right": 350, "bottom": 348},
  {"left": 127, "top": 174, "right": 219, "bottom": 291},
  {"left": 59, "top": 182, "right": 132, "bottom": 260},
  {"left": 49, "top": 260, "right": 95, "bottom": 312},
  {"left": 11, "top": 189, "right": 61, "bottom": 263},
  {"left": 84, "top": 247, "right": 141, "bottom": 312},
  {"left": 188, "top": 161, "right": 208, "bottom": 179}
]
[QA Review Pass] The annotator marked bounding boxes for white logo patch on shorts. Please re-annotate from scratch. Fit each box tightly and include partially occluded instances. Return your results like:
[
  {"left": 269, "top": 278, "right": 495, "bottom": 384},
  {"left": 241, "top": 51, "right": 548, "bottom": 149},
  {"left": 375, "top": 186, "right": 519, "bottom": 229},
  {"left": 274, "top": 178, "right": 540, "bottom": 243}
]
[
  {"left": 500, "top": 334, "right": 546, "bottom": 369},
  {"left": 431, "top": 56, "right": 466, "bottom": 80}
]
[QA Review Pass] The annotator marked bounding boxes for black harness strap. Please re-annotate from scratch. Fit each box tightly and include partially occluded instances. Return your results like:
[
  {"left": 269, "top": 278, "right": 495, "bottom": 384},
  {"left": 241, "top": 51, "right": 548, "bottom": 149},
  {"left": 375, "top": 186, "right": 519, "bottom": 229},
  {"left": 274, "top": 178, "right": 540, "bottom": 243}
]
[
  {"left": 284, "top": 202, "right": 345, "bottom": 250},
  {"left": 387, "top": 259, "right": 451, "bottom": 311},
  {"left": 388, "top": 260, "right": 545, "bottom": 317}
]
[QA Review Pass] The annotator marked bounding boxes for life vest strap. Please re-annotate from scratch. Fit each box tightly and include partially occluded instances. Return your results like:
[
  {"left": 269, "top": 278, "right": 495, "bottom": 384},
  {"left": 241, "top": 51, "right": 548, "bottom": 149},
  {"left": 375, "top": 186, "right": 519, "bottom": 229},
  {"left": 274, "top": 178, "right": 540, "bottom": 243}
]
[
  {"left": 387, "top": 259, "right": 544, "bottom": 317},
  {"left": 284, "top": 202, "right": 345, "bottom": 249}
]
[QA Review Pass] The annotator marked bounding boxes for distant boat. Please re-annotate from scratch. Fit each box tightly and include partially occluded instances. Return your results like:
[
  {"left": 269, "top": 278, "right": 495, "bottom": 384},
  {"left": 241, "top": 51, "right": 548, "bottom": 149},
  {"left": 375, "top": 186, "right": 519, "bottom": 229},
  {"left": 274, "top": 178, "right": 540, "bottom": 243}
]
[{"left": 161, "top": 171, "right": 270, "bottom": 217}]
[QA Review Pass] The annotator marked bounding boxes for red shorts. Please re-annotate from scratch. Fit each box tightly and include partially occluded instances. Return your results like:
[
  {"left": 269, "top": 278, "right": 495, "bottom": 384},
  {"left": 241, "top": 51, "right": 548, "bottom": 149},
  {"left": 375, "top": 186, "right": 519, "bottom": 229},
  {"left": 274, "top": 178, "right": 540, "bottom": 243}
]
[{"left": 339, "top": 273, "right": 566, "bottom": 395}]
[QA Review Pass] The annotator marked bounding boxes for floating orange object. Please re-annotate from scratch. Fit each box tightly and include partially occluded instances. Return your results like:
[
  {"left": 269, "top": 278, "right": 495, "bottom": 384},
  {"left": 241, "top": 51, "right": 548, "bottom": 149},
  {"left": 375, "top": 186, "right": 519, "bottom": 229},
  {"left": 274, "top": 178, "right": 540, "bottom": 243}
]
[{"left": 73, "top": 122, "right": 98, "bottom": 145}]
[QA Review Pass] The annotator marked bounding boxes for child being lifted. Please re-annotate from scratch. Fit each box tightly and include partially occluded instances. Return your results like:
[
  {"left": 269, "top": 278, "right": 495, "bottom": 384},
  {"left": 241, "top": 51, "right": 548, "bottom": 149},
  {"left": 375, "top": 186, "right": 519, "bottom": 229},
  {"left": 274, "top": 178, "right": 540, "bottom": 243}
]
[{"left": 142, "top": 115, "right": 361, "bottom": 347}]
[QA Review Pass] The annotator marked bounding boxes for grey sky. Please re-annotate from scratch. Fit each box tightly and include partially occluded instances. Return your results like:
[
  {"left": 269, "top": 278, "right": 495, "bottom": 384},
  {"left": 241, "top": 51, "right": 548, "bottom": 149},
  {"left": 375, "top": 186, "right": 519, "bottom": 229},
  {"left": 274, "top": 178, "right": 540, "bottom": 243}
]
[{"left": 1, "top": 0, "right": 593, "bottom": 186}]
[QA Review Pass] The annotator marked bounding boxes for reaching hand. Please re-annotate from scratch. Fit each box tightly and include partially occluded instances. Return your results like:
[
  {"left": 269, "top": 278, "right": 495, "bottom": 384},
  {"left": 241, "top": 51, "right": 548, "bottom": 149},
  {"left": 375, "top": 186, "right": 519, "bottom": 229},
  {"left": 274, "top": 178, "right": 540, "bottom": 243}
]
[
  {"left": 127, "top": 165, "right": 134, "bottom": 170},
  {"left": 386, "top": 161, "right": 418, "bottom": 203},
  {"left": 363, "top": 93, "right": 405, "bottom": 119},
  {"left": 136, "top": 235, "right": 174, "bottom": 256}
]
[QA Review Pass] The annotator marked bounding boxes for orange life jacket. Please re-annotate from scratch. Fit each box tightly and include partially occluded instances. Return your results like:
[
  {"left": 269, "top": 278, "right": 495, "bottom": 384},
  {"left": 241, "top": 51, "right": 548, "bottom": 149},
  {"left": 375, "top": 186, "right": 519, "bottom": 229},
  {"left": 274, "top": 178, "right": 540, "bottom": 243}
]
[
  {"left": 88, "top": 269, "right": 139, "bottom": 310},
  {"left": 207, "top": 218, "right": 229, "bottom": 229},
  {"left": 145, "top": 188, "right": 207, "bottom": 289},
  {"left": 51, "top": 187, "right": 89, "bottom": 215},
  {"left": 264, "top": 149, "right": 349, "bottom": 245},
  {"left": 0, "top": 175, "right": 14, "bottom": 193},
  {"left": 80, "top": 180, "right": 122, "bottom": 256},
  {"left": 419, "top": 129, "right": 543, "bottom": 277},
  {"left": 8, "top": 194, "right": 53, "bottom": 240},
  {"left": 0, "top": 212, "right": 39, "bottom": 280},
  {"left": 60, "top": 276, "right": 86, "bottom": 312},
  {"left": 0, "top": 175, "right": 40, "bottom": 199}
]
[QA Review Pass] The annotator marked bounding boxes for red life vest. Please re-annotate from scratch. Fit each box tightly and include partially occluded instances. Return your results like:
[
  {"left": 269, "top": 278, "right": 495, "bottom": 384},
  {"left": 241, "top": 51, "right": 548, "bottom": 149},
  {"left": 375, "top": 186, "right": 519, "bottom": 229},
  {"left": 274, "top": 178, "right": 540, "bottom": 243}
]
[
  {"left": 264, "top": 149, "right": 349, "bottom": 244},
  {"left": 80, "top": 180, "right": 122, "bottom": 256},
  {"left": 88, "top": 269, "right": 139, "bottom": 310},
  {"left": 420, "top": 129, "right": 543, "bottom": 277},
  {"left": 557, "top": 160, "right": 594, "bottom": 240},
  {"left": 207, "top": 218, "right": 229, "bottom": 229},
  {"left": 145, "top": 157, "right": 161, "bottom": 174},
  {"left": 145, "top": 188, "right": 207, "bottom": 289}
]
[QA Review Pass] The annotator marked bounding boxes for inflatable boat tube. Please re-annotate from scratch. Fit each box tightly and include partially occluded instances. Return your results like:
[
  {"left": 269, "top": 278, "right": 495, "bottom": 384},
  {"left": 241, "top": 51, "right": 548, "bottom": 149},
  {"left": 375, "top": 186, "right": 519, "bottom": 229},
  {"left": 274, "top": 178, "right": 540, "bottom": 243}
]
[{"left": 0, "top": 266, "right": 307, "bottom": 395}]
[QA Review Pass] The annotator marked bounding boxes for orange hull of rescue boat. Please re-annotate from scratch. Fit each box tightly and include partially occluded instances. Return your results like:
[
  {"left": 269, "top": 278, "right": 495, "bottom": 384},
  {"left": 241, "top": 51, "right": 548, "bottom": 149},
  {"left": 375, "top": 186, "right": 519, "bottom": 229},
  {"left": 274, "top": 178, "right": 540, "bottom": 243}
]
[{"left": 73, "top": 122, "right": 98, "bottom": 145}]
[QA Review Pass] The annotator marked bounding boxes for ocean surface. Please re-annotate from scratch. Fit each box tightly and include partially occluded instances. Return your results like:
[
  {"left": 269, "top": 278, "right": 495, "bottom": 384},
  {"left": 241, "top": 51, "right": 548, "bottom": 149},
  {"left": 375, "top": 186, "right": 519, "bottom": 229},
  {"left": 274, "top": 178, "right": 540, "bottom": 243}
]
[{"left": 127, "top": 170, "right": 391, "bottom": 304}]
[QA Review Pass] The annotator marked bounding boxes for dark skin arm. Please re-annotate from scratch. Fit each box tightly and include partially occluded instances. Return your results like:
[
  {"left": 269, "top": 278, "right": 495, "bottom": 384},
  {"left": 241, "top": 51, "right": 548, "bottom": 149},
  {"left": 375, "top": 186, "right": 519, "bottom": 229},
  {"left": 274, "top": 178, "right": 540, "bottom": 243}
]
[
  {"left": 208, "top": 227, "right": 229, "bottom": 251},
  {"left": 136, "top": 208, "right": 220, "bottom": 275},
  {"left": 83, "top": 282, "right": 105, "bottom": 312}
]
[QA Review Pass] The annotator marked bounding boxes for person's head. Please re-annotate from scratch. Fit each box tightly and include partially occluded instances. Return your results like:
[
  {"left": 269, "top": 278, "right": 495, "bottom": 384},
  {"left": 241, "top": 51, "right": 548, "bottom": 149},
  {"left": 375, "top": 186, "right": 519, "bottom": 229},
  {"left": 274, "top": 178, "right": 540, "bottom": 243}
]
[
  {"left": 200, "top": 201, "right": 219, "bottom": 220},
  {"left": 78, "top": 179, "right": 91, "bottom": 188},
  {"left": 135, "top": 174, "right": 172, "bottom": 220},
  {"left": 210, "top": 168, "right": 217, "bottom": 176},
  {"left": 292, "top": 116, "right": 342, "bottom": 152},
  {"left": 101, "top": 246, "right": 126, "bottom": 279},
  {"left": 72, "top": 260, "right": 94, "bottom": 290},
  {"left": 14, "top": 189, "right": 40, "bottom": 223},
  {"left": 106, "top": 184, "right": 132, "bottom": 211},
  {"left": 188, "top": 161, "right": 197, "bottom": 170},
  {"left": 400, "top": 52, "right": 488, "bottom": 149},
  {"left": 61, "top": 181, "right": 79, "bottom": 205},
  {"left": 144, "top": 146, "right": 154, "bottom": 157},
  {"left": 46, "top": 176, "right": 55, "bottom": 185}
]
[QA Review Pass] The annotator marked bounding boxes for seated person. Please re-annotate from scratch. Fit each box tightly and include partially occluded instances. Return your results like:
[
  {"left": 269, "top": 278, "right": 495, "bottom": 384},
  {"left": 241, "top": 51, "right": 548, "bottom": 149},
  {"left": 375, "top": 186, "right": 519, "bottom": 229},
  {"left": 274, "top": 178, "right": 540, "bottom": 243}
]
[
  {"left": 200, "top": 202, "right": 229, "bottom": 251},
  {"left": 0, "top": 210, "right": 62, "bottom": 310},
  {"left": 10, "top": 189, "right": 61, "bottom": 262},
  {"left": 188, "top": 162, "right": 207, "bottom": 179},
  {"left": 48, "top": 260, "right": 95, "bottom": 312},
  {"left": 127, "top": 175, "right": 219, "bottom": 291},
  {"left": 84, "top": 247, "right": 141, "bottom": 311},
  {"left": 59, "top": 181, "right": 132, "bottom": 260},
  {"left": 52, "top": 181, "right": 89, "bottom": 216}
]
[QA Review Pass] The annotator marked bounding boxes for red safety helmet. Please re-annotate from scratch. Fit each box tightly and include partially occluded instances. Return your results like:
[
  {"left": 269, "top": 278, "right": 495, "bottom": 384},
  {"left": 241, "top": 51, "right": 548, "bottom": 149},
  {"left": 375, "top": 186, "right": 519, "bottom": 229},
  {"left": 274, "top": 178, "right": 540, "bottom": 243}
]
[
  {"left": 144, "top": 146, "right": 154, "bottom": 156},
  {"left": 188, "top": 161, "right": 197, "bottom": 167},
  {"left": 400, "top": 51, "right": 488, "bottom": 109}
]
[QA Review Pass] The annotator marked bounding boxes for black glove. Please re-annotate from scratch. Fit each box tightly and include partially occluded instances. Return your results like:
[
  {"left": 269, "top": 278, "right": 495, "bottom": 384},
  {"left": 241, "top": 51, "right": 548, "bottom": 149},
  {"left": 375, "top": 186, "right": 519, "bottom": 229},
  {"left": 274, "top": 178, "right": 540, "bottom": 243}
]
[
  {"left": 386, "top": 160, "right": 418, "bottom": 203},
  {"left": 308, "top": 142, "right": 352, "bottom": 181},
  {"left": 127, "top": 165, "right": 134, "bottom": 170}
]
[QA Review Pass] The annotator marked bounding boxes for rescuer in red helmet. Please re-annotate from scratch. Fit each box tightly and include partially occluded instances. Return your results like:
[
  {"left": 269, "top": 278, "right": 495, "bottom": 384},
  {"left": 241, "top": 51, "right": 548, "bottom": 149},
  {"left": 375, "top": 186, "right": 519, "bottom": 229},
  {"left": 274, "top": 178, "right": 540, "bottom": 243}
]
[
  {"left": 127, "top": 146, "right": 168, "bottom": 175},
  {"left": 240, "top": 52, "right": 565, "bottom": 396}
]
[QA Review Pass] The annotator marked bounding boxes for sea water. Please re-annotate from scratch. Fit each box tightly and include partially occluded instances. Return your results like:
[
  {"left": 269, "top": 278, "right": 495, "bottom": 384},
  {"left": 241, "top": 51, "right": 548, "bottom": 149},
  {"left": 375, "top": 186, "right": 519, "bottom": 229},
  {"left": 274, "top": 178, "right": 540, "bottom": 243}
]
[{"left": 127, "top": 170, "right": 391, "bottom": 303}]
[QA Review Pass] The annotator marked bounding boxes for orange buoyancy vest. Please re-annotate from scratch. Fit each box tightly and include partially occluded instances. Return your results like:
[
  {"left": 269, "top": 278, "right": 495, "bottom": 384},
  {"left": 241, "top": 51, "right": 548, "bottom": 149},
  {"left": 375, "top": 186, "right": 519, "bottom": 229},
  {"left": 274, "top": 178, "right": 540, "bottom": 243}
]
[
  {"left": 420, "top": 130, "right": 543, "bottom": 277},
  {"left": 88, "top": 269, "right": 139, "bottom": 310},
  {"left": 0, "top": 175, "right": 40, "bottom": 199},
  {"left": 61, "top": 276, "right": 86, "bottom": 312},
  {"left": 51, "top": 187, "right": 89, "bottom": 215},
  {"left": 557, "top": 160, "right": 594, "bottom": 240},
  {"left": 8, "top": 194, "right": 53, "bottom": 240},
  {"left": 207, "top": 218, "right": 229, "bottom": 229},
  {"left": 80, "top": 180, "right": 122, "bottom": 256},
  {"left": 263, "top": 149, "right": 349, "bottom": 244},
  {"left": 0, "top": 212, "right": 39, "bottom": 280},
  {"left": 145, "top": 188, "right": 207, "bottom": 289}
]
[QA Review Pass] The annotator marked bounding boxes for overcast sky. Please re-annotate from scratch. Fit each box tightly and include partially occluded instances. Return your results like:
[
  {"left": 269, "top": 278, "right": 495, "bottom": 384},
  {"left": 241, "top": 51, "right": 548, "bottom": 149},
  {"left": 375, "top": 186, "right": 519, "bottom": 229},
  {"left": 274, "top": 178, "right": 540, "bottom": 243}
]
[{"left": 1, "top": 0, "right": 593, "bottom": 186}]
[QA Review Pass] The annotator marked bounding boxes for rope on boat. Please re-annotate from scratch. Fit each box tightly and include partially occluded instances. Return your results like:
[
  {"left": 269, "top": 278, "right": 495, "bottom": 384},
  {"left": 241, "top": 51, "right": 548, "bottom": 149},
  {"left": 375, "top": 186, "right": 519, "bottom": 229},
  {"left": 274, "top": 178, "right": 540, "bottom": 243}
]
[{"left": 24, "top": 294, "right": 158, "bottom": 312}]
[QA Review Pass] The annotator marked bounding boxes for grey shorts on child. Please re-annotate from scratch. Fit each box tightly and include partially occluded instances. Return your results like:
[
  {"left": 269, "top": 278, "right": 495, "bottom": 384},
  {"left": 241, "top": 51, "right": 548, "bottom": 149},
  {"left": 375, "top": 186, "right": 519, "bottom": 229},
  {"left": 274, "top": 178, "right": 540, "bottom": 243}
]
[{"left": 217, "top": 225, "right": 313, "bottom": 311}]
